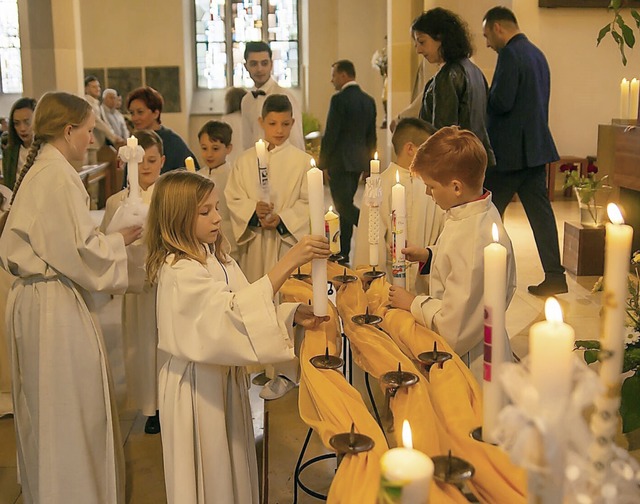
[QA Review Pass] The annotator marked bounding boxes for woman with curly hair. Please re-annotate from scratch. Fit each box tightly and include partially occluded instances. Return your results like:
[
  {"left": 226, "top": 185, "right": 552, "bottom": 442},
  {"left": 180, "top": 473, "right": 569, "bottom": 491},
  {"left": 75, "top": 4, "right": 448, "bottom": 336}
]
[
  {"left": 411, "top": 8, "right": 495, "bottom": 166},
  {"left": 1, "top": 97, "right": 37, "bottom": 190}
]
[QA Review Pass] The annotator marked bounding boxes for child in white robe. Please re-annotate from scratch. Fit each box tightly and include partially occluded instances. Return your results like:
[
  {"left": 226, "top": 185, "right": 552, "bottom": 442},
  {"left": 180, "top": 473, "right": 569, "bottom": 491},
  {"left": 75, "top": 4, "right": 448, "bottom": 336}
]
[
  {"left": 196, "top": 120, "right": 237, "bottom": 260},
  {"left": 354, "top": 118, "right": 444, "bottom": 293},
  {"left": 388, "top": 126, "right": 516, "bottom": 381},
  {"left": 146, "top": 171, "right": 329, "bottom": 504},
  {"left": 101, "top": 129, "right": 167, "bottom": 434},
  {"left": 0, "top": 92, "right": 142, "bottom": 504},
  {"left": 225, "top": 94, "right": 311, "bottom": 398}
]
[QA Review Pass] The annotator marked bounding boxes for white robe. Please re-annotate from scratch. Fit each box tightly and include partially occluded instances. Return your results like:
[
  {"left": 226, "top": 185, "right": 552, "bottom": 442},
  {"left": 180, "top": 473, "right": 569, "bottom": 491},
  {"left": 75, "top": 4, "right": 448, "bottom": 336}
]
[
  {"left": 197, "top": 162, "right": 237, "bottom": 260},
  {"left": 0, "top": 144, "right": 128, "bottom": 504},
  {"left": 409, "top": 194, "right": 516, "bottom": 380},
  {"left": 225, "top": 141, "right": 310, "bottom": 283},
  {"left": 353, "top": 162, "right": 445, "bottom": 294},
  {"left": 101, "top": 185, "right": 167, "bottom": 416},
  {"left": 157, "top": 253, "right": 299, "bottom": 504},
  {"left": 0, "top": 185, "right": 14, "bottom": 416}
]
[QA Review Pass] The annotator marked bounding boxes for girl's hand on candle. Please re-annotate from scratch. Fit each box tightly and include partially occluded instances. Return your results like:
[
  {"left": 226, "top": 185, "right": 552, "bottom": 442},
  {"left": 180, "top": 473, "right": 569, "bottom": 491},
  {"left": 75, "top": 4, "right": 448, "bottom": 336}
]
[
  {"left": 256, "top": 201, "right": 273, "bottom": 219},
  {"left": 402, "top": 245, "right": 430, "bottom": 263},
  {"left": 294, "top": 303, "right": 330, "bottom": 329},
  {"left": 389, "top": 286, "right": 416, "bottom": 311},
  {"left": 267, "top": 235, "right": 330, "bottom": 294},
  {"left": 118, "top": 225, "right": 144, "bottom": 246},
  {"left": 260, "top": 214, "right": 281, "bottom": 230}
]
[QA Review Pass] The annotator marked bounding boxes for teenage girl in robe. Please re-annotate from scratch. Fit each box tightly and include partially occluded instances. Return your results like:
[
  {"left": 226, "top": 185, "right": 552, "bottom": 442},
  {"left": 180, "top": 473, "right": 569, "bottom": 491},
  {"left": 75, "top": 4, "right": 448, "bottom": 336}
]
[{"left": 146, "top": 170, "right": 329, "bottom": 504}]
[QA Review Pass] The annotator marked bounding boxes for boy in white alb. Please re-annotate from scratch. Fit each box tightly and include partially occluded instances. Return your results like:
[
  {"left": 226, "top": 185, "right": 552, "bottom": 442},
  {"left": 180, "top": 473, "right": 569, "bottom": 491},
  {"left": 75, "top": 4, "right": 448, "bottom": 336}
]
[
  {"left": 225, "top": 94, "right": 311, "bottom": 398},
  {"left": 354, "top": 118, "right": 444, "bottom": 293},
  {"left": 197, "top": 120, "right": 237, "bottom": 260},
  {"left": 388, "top": 126, "right": 516, "bottom": 381},
  {"left": 100, "top": 129, "right": 167, "bottom": 434}
]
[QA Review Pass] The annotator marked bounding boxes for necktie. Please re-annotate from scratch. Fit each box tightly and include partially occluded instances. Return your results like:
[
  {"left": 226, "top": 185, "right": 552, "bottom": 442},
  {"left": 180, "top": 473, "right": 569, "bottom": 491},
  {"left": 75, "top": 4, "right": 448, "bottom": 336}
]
[{"left": 252, "top": 90, "right": 266, "bottom": 99}]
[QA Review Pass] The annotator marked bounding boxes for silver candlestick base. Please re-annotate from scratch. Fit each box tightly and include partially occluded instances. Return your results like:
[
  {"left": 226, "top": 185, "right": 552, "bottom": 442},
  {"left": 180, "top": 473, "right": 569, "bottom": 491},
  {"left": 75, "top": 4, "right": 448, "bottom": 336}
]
[
  {"left": 310, "top": 346, "right": 344, "bottom": 370},
  {"left": 380, "top": 363, "right": 419, "bottom": 432},
  {"left": 329, "top": 423, "right": 375, "bottom": 466}
]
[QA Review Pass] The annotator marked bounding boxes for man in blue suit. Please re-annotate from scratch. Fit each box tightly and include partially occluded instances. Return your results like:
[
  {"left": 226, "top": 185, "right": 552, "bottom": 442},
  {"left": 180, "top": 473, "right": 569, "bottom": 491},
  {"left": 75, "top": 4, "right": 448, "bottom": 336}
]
[
  {"left": 483, "top": 7, "right": 567, "bottom": 296},
  {"left": 320, "top": 60, "right": 377, "bottom": 263}
]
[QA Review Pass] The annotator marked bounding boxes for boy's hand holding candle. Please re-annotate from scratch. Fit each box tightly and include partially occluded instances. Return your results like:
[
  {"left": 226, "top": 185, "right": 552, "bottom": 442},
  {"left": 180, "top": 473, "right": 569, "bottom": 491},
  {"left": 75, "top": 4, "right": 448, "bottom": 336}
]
[{"left": 389, "top": 286, "right": 416, "bottom": 311}]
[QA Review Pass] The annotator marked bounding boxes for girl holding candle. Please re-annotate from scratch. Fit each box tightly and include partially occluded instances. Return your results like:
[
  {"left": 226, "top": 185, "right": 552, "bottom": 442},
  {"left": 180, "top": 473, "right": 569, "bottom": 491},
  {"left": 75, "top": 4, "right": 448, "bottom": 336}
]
[
  {"left": 146, "top": 171, "right": 329, "bottom": 504},
  {"left": 389, "top": 127, "right": 516, "bottom": 381}
]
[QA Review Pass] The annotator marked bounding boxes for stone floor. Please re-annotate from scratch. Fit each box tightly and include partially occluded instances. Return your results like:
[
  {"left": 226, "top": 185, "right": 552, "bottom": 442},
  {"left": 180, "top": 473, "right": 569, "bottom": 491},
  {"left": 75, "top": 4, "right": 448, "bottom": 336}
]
[{"left": 0, "top": 195, "right": 636, "bottom": 504}]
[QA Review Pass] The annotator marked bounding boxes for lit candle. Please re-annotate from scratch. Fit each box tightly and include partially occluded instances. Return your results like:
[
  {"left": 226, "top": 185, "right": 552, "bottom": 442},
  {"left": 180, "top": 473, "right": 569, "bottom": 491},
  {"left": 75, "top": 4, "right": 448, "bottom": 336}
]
[
  {"left": 255, "top": 139, "right": 270, "bottom": 204},
  {"left": 380, "top": 420, "right": 434, "bottom": 504},
  {"left": 324, "top": 206, "right": 341, "bottom": 255},
  {"left": 391, "top": 170, "right": 406, "bottom": 287},
  {"left": 630, "top": 78, "right": 639, "bottom": 121},
  {"left": 529, "top": 298, "right": 575, "bottom": 409},
  {"left": 482, "top": 223, "right": 507, "bottom": 444},
  {"left": 370, "top": 151, "right": 380, "bottom": 175},
  {"left": 307, "top": 160, "right": 328, "bottom": 317},
  {"left": 620, "top": 78, "right": 630, "bottom": 119},
  {"left": 126, "top": 135, "right": 141, "bottom": 201},
  {"left": 256, "top": 139, "right": 268, "bottom": 167},
  {"left": 185, "top": 156, "right": 196, "bottom": 173}
]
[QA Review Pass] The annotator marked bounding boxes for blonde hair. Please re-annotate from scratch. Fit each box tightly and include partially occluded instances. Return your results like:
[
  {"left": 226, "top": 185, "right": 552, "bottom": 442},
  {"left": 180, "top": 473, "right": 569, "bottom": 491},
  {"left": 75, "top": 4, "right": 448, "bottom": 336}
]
[
  {"left": 146, "top": 171, "right": 230, "bottom": 283},
  {"left": 11, "top": 92, "right": 92, "bottom": 204},
  {"left": 410, "top": 125, "right": 487, "bottom": 191}
]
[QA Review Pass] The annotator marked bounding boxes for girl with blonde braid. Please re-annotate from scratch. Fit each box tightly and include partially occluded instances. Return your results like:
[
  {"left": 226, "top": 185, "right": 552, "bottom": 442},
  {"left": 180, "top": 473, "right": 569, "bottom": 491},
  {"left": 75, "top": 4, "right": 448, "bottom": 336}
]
[{"left": 0, "top": 92, "right": 141, "bottom": 504}]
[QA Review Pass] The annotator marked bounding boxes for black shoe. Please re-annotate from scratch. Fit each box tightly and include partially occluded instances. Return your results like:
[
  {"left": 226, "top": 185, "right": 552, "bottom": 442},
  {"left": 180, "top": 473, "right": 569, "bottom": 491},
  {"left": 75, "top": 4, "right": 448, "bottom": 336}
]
[
  {"left": 528, "top": 274, "right": 568, "bottom": 296},
  {"left": 144, "top": 411, "right": 161, "bottom": 434}
]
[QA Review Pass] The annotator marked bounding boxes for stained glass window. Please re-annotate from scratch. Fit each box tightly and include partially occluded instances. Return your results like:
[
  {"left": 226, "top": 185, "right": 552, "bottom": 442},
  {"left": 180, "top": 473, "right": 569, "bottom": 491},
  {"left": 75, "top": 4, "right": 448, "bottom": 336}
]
[
  {"left": 195, "top": 0, "right": 299, "bottom": 90},
  {"left": 0, "top": 0, "right": 23, "bottom": 93}
]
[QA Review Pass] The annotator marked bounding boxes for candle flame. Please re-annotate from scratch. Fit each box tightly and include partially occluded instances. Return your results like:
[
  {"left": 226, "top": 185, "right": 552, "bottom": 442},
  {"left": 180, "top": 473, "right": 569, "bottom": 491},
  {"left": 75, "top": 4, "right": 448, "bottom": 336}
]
[
  {"left": 374, "top": 151, "right": 378, "bottom": 161},
  {"left": 329, "top": 205, "right": 333, "bottom": 212},
  {"left": 607, "top": 203, "right": 624, "bottom": 225},
  {"left": 396, "top": 170, "right": 400, "bottom": 184},
  {"left": 402, "top": 420, "right": 413, "bottom": 449},
  {"left": 623, "top": 77, "right": 629, "bottom": 84},
  {"left": 310, "top": 158, "right": 316, "bottom": 168},
  {"left": 492, "top": 223, "right": 499, "bottom": 243},
  {"left": 544, "top": 297, "right": 563, "bottom": 323}
]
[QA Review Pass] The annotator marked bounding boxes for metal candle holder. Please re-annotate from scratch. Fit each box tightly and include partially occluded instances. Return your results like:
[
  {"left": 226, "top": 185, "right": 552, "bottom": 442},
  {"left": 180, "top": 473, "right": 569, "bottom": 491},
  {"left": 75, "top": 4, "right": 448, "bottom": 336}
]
[
  {"left": 352, "top": 307, "right": 383, "bottom": 326},
  {"left": 290, "top": 267, "right": 311, "bottom": 281},
  {"left": 432, "top": 450, "right": 475, "bottom": 488},
  {"left": 469, "top": 426, "right": 497, "bottom": 446},
  {"left": 329, "top": 422, "right": 375, "bottom": 467},
  {"left": 380, "top": 363, "right": 419, "bottom": 432},
  {"left": 310, "top": 346, "right": 344, "bottom": 370},
  {"left": 332, "top": 267, "right": 358, "bottom": 285},
  {"left": 328, "top": 253, "right": 346, "bottom": 263},
  {"left": 362, "top": 265, "right": 386, "bottom": 281},
  {"left": 417, "top": 342, "right": 453, "bottom": 373}
]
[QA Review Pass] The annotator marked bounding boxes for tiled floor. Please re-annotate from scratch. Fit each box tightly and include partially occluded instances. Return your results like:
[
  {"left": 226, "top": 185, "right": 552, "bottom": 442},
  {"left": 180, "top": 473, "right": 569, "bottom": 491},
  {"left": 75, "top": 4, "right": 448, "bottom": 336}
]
[{"left": 0, "top": 195, "right": 632, "bottom": 504}]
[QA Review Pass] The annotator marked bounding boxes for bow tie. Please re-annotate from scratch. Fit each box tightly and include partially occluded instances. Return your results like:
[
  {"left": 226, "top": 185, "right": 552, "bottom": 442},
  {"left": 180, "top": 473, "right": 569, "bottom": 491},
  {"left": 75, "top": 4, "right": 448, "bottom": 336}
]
[{"left": 252, "top": 90, "right": 266, "bottom": 98}]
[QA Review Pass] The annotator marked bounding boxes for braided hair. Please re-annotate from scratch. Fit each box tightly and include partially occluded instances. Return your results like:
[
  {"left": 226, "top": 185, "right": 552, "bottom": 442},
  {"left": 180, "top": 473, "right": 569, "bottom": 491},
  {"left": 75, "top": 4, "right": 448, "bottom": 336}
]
[{"left": 10, "top": 92, "right": 92, "bottom": 205}]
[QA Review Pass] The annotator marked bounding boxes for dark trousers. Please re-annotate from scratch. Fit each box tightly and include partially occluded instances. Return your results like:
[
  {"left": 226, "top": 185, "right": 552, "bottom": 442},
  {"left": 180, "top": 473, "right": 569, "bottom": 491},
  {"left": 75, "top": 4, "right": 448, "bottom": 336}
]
[
  {"left": 328, "top": 171, "right": 361, "bottom": 260},
  {"left": 484, "top": 165, "right": 564, "bottom": 275}
]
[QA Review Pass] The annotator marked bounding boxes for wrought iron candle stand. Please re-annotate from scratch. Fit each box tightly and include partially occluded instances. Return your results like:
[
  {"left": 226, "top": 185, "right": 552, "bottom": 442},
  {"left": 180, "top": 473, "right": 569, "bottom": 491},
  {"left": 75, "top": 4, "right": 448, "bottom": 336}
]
[
  {"left": 352, "top": 307, "right": 383, "bottom": 326},
  {"left": 432, "top": 450, "right": 475, "bottom": 490},
  {"left": 310, "top": 346, "right": 344, "bottom": 370},
  {"left": 329, "top": 422, "right": 375, "bottom": 467},
  {"left": 332, "top": 267, "right": 358, "bottom": 285},
  {"left": 417, "top": 342, "right": 452, "bottom": 373},
  {"left": 380, "top": 363, "right": 419, "bottom": 432}
]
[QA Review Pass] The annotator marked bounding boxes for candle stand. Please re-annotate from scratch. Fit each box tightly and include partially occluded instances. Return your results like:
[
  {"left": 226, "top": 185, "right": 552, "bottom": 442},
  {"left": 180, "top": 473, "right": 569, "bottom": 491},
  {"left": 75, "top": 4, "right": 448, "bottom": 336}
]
[
  {"left": 380, "top": 363, "right": 419, "bottom": 432},
  {"left": 332, "top": 268, "right": 358, "bottom": 285},
  {"left": 328, "top": 253, "right": 346, "bottom": 264},
  {"left": 363, "top": 266, "right": 386, "bottom": 281},
  {"left": 352, "top": 307, "right": 383, "bottom": 326},
  {"left": 290, "top": 267, "right": 311, "bottom": 281},
  {"left": 329, "top": 423, "right": 375, "bottom": 467},
  {"left": 417, "top": 342, "right": 452, "bottom": 373},
  {"left": 432, "top": 450, "right": 475, "bottom": 489},
  {"left": 469, "top": 426, "right": 497, "bottom": 445},
  {"left": 310, "top": 346, "right": 344, "bottom": 370}
]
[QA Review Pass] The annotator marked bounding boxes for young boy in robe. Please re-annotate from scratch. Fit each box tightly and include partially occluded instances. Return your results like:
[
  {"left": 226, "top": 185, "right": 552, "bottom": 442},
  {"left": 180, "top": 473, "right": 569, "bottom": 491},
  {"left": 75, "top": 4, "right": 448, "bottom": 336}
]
[
  {"left": 388, "top": 126, "right": 516, "bottom": 380},
  {"left": 101, "top": 129, "right": 167, "bottom": 434},
  {"left": 354, "top": 117, "right": 444, "bottom": 293},
  {"left": 197, "top": 120, "right": 237, "bottom": 260},
  {"left": 225, "top": 94, "right": 311, "bottom": 399}
]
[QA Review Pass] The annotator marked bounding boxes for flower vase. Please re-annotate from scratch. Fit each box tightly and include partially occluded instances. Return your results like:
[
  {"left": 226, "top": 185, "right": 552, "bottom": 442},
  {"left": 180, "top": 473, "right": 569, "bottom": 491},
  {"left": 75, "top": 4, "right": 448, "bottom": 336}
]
[{"left": 574, "top": 185, "right": 612, "bottom": 228}]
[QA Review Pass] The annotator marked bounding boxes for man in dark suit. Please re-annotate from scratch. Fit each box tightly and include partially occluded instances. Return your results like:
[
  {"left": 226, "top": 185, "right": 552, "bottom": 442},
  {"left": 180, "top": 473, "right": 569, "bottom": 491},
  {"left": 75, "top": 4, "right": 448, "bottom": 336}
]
[
  {"left": 320, "top": 60, "right": 376, "bottom": 263},
  {"left": 483, "top": 7, "right": 567, "bottom": 296}
]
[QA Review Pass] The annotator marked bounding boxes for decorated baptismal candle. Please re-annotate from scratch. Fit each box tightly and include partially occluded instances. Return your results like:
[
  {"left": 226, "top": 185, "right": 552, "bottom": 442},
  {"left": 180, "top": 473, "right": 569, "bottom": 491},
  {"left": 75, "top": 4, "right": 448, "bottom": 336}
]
[
  {"left": 367, "top": 152, "right": 382, "bottom": 267},
  {"left": 380, "top": 420, "right": 434, "bottom": 503},
  {"left": 307, "top": 160, "right": 328, "bottom": 317},
  {"left": 391, "top": 170, "right": 407, "bottom": 287},
  {"left": 483, "top": 223, "right": 507, "bottom": 444},
  {"left": 126, "top": 135, "right": 141, "bottom": 201},
  {"left": 255, "top": 139, "right": 270, "bottom": 203},
  {"left": 185, "top": 156, "right": 196, "bottom": 173},
  {"left": 324, "top": 206, "right": 341, "bottom": 255}
]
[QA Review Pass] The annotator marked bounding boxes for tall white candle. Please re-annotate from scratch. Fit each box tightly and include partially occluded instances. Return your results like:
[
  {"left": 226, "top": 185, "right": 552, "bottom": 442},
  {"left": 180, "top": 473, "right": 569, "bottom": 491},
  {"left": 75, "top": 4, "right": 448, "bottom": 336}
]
[
  {"left": 529, "top": 298, "right": 575, "bottom": 410},
  {"left": 630, "top": 78, "right": 639, "bottom": 121},
  {"left": 370, "top": 151, "right": 380, "bottom": 175},
  {"left": 127, "top": 135, "right": 141, "bottom": 200},
  {"left": 184, "top": 156, "right": 196, "bottom": 173},
  {"left": 324, "top": 206, "right": 341, "bottom": 255},
  {"left": 391, "top": 171, "right": 407, "bottom": 287},
  {"left": 620, "top": 78, "right": 630, "bottom": 119},
  {"left": 307, "top": 160, "right": 328, "bottom": 317},
  {"left": 256, "top": 139, "right": 268, "bottom": 167},
  {"left": 255, "top": 139, "right": 270, "bottom": 204},
  {"left": 483, "top": 223, "right": 507, "bottom": 444},
  {"left": 380, "top": 420, "right": 434, "bottom": 504}
]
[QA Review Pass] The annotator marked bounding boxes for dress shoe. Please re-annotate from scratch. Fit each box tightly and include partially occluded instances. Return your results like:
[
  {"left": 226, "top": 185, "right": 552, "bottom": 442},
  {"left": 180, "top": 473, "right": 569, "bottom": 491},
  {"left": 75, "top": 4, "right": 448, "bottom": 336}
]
[
  {"left": 528, "top": 274, "right": 568, "bottom": 296},
  {"left": 144, "top": 411, "right": 161, "bottom": 434}
]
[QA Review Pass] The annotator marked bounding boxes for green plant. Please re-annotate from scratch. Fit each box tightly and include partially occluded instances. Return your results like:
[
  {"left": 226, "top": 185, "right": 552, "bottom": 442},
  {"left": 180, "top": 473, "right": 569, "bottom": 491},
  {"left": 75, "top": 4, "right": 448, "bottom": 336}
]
[
  {"left": 598, "top": 0, "right": 640, "bottom": 65},
  {"left": 563, "top": 172, "right": 610, "bottom": 225}
]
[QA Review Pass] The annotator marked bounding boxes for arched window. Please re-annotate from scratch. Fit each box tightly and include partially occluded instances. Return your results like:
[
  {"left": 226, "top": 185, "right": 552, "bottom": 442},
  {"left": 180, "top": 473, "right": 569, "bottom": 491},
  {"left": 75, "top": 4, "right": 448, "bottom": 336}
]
[
  {"left": 194, "top": 0, "right": 299, "bottom": 90},
  {"left": 0, "top": 0, "right": 23, "bottom": 93}
]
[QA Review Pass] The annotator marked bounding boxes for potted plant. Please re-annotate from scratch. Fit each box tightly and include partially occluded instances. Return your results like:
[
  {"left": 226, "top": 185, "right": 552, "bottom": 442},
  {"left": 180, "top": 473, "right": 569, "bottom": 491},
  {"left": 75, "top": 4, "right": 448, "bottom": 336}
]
[{"left": 562, "top": 164, "right": 612, "bottom": 227}]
